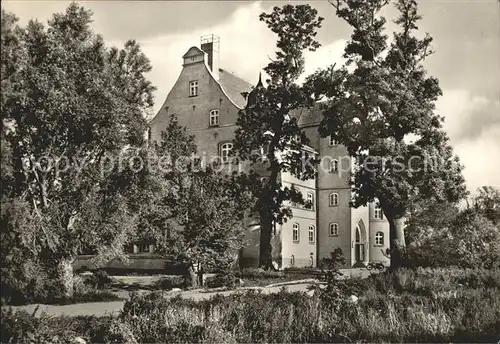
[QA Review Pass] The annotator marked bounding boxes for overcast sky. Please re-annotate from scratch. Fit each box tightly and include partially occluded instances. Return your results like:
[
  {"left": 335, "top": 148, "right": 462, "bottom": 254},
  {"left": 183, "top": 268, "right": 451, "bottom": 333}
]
[{"left": 4, "top": 0, "right": 500, "bottom": 192}]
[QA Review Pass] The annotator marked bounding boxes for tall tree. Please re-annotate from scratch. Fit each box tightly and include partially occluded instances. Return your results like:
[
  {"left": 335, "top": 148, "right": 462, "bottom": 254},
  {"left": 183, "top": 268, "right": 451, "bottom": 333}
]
[
  {"left": 1, "top": 4, "right": 155, "bottom": 296},
  {"left": 233, "top": 4, "right": 323, "bottom": 269},
  {"left": 306, "top": 0, "right": 466, "bottom": 268},
  {"left": 138, "top": 116, "right": 250, "bottom": 286}
]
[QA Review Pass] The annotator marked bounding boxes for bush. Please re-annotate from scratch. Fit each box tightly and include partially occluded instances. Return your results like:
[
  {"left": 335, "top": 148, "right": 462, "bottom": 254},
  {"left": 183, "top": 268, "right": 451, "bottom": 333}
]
[
  {"left": 156, "top": 275, "right": 187, "bottom": 290},
  {"left": 84, "top": 270, "right": 114, "bottom": 290},
  {"left": 0, "top": 308, "right": 116, "bottom": 344},
  {"left": 1, "top": 261, "right": 69, "bottom": 306},
  {"left": 3, "top": 268, "right": 499, "bottom": 343},
  {"left": 115, "top": 284, "right": 500, "bottom": 343},
  {"left": 238, "top": 268, "right": 284, "bottom": 279},
  {"left": 342, "top": 267, "right": 500, "bottom": 297},
  {"left": 205, "top": 272, "right": 237, "bottom": 289}
]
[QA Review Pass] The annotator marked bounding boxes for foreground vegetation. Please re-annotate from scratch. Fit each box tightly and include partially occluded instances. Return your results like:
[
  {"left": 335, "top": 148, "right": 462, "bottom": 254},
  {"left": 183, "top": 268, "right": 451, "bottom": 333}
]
[{"left": 2, "top": 268, "right": 499, "bottom": 343}]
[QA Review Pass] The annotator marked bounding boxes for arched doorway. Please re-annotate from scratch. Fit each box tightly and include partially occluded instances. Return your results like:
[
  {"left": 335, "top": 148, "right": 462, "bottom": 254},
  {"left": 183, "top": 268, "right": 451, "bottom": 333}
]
[{"left": 354, "top": 220, "right": 367, "bottom": 264}]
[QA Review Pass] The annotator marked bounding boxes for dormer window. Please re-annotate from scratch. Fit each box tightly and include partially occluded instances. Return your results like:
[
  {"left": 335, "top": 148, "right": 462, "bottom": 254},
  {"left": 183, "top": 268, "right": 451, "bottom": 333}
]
[
  {"left": 209, "top": 109, "right": 219, "bottom": 126},
  {"left": 189, "top": 81, "right": 198, "bottom": 97}
]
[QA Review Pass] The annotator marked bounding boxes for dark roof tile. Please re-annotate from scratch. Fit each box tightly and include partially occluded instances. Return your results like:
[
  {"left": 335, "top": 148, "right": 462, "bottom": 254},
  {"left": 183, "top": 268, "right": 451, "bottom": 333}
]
[
  {"left": 290, "top": 102, "right": 323, "bottom": 127},
  {"left": 218, "top": 68, "right": 253, "bottom": 108}
]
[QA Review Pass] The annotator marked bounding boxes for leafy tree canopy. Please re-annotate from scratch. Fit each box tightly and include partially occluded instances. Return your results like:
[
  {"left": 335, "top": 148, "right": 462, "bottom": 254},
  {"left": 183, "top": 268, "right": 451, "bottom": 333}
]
[
  {"left": 1, "top": 3, "right": 155, "bottom": 295},
  {"left": 305, "top": 0, "right": 467, "bottom": 268}
]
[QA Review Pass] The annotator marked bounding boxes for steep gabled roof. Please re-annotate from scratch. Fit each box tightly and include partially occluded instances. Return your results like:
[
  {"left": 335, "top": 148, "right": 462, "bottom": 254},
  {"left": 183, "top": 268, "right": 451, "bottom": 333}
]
[{"left": 218, "top": 68, "right": 253, "bottom": 108}]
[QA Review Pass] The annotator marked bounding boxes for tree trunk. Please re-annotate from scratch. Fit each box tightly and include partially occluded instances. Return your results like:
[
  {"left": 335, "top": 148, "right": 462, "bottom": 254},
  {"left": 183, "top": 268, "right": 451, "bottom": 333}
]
[
  {"left": 387, "top": 216, "right": 406, "bottom": 270},
  {"left": 57, "top": 257, "right": 75, "bottom": 299},
  {"left": 259, "top": 210, "right": 273, "bottom": 270},
  {"left": 258, "top": 155, "right": 280, "bottom": 270}
]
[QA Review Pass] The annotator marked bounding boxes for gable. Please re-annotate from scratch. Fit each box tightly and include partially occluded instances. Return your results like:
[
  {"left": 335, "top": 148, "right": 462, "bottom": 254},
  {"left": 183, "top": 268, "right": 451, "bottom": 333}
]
[
  {"left": 182, "top": 46, "right": 205, "bottom": 59},
  {"left": 182, "top": 47, "right": 205, "bottom": 66}
]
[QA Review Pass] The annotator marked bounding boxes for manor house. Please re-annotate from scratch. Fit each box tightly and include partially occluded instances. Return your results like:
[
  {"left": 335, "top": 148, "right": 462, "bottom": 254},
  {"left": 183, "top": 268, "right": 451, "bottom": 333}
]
[{"left": 150, "top": 35, "right": 390, "bottom": 269}]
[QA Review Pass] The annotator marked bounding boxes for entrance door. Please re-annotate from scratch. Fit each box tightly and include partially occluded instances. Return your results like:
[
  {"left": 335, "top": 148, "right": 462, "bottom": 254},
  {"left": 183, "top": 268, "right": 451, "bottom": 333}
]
[
  {"left": 355, "top": 243, "right": 365, "bottom": 262},
  {"left": 355, "top": 225, "right": 365, "bottom": 263}
]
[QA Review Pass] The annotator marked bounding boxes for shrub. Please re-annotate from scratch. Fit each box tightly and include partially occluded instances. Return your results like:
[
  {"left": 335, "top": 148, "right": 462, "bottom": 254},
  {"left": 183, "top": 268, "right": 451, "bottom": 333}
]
[
  {"left": 1, "top": 308, "right": 80, "bottom": 343},
  {"left": 3, "top": 268, "right": 499, "bottom": 343},
  {"left": 0, "top": 308, "right": 117, "bottom": 344},
  {"left": 1, "top": 261, "right": 71, "bottom": 306},
  {"left": 84, "top": 270, "right": 114, "bottom": 290},
  {"left": 205, "top": 272, "right": 237, "bottom": 289},
  {"left": 156, "top": 275, "right": 187, "bottom": 290},
  {"left": 238, "top": 267, "right": 284, "bottom": 279}
]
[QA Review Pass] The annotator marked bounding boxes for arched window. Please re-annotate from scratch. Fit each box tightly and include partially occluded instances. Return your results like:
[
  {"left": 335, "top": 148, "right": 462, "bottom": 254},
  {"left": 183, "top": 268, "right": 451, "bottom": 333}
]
[
  {"left": 375, "top": 232, "right": 384, "bottom": 246},
  {"left": 291, "top": 255, "right": 295, "bottom": 266},
  {"left": 329, "top": 159, "right": 339, "bottom": 173},
  {"left": 309, "top": 253, "right": 314, "bottom": 267},
  {"left": 292, "top": 223, "right": 300, "bottom": 242},
  {"left": 308, "top": 225, "right": 315, "bottom": 243},
  {"left": 329, "top": 192, "right": 339, "bottom": 206},
  {"left": 329, "top": 223, "right": 339, "bottom": 236},
  {"left": 219, "top": 142, "right": 233, "bottom": 163},
  {"left": 209, "top": 109, "right": 219, "bottom": 126}
]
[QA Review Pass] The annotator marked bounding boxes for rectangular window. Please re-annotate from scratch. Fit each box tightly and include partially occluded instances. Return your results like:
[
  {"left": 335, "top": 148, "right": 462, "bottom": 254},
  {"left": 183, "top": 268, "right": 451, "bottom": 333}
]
[
  {"left": 330, "top": 159, "right": 339, "bottom": 173},
  {"left": 209, "top": 109, "right": 219, "bottom": 126},
  {"left": 374, "top": 207, "right": 383, "bottom": 219},
  {"left": 308, "top": 225, "right": 315, "bottom": 243},
  {"left": 305, "top": 192, "right": 314, "bottom": 210},
  {"left": 189, "top": 80, "right": 198, "bottom": 97},
  {"left": 292, "top": 223, "right": 299, "bottom": 242},
  {"left": 329, "top": 136, "right": 337, "bottom": 146}
]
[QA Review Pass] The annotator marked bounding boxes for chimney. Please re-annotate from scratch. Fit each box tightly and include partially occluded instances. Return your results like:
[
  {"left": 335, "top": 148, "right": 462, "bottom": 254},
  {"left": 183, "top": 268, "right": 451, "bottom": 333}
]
[{"left": 201, "top": 34, "right": 219, "bottom": 80}]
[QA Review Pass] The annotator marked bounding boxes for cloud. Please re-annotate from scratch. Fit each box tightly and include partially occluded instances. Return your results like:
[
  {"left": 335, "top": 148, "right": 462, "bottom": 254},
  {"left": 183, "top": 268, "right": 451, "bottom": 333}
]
[
  {"left": 298, "top": 40, "right": 346, "bottom": 84},
  {"left": 437, "top": 90, "right": 500, "bottom": 142},
  {"left": 454, "top": 124, "right": 500, "bottom": 192},
  {"left": 437, "top": 89, "right": 500, "bottom": 190}
]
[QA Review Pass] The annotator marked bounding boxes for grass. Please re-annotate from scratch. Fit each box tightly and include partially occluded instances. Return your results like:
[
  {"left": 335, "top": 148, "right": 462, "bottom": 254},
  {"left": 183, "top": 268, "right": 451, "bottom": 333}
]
[{"left": 2, "top": 267, "right": 500, "bottom": 343}]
